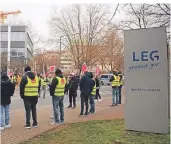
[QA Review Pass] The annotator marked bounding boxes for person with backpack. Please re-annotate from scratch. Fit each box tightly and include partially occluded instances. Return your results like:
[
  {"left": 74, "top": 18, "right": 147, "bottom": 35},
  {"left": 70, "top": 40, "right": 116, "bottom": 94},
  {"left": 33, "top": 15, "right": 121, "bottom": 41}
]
[{"left": 1, "top": 72, "right": 15, "bottom": 131}]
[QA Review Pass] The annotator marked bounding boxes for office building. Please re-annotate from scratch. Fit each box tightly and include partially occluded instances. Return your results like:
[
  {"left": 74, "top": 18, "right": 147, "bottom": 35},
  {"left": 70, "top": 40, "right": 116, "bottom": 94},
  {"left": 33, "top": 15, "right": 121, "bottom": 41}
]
[{"left": 0, "top": 25, "right": 34, "bottom": 73}]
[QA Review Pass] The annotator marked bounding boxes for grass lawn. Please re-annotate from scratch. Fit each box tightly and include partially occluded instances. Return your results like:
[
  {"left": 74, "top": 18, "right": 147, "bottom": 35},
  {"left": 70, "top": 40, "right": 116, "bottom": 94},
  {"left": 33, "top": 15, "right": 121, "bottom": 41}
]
[{"left": 22, "top": 119, "right": 170, "bottom": 144}]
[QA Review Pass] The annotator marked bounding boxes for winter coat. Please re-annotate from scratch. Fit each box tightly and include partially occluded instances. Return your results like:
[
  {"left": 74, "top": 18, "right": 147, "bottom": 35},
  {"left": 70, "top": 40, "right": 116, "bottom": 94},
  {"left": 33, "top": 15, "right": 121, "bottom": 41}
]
[
  {"left": 79, "top": 72, "right": 92, "bottom": 97},
  {"left": 69, "top": 76, "right": 78, "bottom": 96},
  {"left": 95, "top": 78, "right": 100, "bottom": 89},
  {"left": 20, "top": 71, "right": 40, "bottom": 104},
  {"left": 1, "top": 76, "right": 15, "bottom": 105},
  {"left": 90, "top": 79, "right": 96, "bottom": 94},
  {"left": 50, "top": 74, "right": 67, "bottom": 96}
]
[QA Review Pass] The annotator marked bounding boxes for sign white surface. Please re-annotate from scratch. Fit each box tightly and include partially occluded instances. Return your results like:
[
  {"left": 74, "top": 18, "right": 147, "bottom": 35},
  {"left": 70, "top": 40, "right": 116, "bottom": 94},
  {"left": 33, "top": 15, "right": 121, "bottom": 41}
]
[{"left": 124, "top": 27, "right": 169, "bottom": 134}]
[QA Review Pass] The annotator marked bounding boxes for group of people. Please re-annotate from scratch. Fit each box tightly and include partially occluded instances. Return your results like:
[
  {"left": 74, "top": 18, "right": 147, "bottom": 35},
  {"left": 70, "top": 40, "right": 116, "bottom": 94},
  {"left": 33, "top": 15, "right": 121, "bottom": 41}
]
[{"left": 1, "top": 65, "right": 123, "bottom": 131}]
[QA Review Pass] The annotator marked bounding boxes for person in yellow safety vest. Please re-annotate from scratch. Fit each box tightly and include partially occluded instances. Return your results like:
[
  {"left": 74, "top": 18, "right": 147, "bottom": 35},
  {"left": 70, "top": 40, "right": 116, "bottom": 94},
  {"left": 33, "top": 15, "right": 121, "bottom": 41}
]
[
  {"left": 50, "top": 69, "right": 67, "bottom": 125},
  {"left": 9, "top": 76, "right": 13, "bottom": 83},
  {"left": 109, "top": 70, "right": 120, "bottom": 106},
  {"left": 89, "top": 72, "right": 96, "bottom": 114},
  {"left": 37, "top": 73, "right": 42, "bottom": 98},
  {"left": 41, "top": 76, "right": 48, "bottom": 99},
  {"left": 12, "top": 75, "right": 17, "bottom": 86},
  {"left": 118, "top": 71, "right": 124, "bottom": 104},
  {"left": 20, "top": 66, "right": 40, "bottom": 129}
]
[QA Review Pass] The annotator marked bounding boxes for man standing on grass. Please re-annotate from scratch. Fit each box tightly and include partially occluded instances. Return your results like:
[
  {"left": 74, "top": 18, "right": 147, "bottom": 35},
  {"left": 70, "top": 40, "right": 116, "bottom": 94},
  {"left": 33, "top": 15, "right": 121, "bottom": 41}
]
[{"left": 50, "top": 69, "right": 66, "bottom": 125}]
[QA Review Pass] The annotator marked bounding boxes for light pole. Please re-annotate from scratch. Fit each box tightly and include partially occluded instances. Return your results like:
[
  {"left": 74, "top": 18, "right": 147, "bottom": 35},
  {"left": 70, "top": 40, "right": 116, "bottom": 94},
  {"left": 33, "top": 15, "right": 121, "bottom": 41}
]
[{"left": 59, "top": 35, "right": 65, "bottom": 68}]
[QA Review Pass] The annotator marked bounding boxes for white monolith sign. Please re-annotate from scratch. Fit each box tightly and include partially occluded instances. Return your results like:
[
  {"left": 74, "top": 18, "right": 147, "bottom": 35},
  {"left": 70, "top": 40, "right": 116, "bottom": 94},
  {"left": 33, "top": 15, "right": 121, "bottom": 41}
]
[{"left": 124, "top": 27, "right": 169, "bottom": 134}]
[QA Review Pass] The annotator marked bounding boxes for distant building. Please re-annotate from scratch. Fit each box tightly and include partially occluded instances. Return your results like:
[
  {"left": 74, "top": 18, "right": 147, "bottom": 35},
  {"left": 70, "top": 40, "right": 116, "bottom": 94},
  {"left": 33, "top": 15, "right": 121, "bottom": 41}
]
[
  {"left": 60, "top": 50, "right": 74, "bottom": 72},
  {"left": 0, "top": 25, "right": 34, "bottom": 73}
]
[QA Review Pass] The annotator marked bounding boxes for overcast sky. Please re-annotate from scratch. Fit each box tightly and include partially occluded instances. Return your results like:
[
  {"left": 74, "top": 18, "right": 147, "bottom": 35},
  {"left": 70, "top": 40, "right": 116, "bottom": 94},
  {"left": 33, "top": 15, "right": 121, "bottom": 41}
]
[{"left": 0, "top": 3, "right": 126, "bottom": 39}]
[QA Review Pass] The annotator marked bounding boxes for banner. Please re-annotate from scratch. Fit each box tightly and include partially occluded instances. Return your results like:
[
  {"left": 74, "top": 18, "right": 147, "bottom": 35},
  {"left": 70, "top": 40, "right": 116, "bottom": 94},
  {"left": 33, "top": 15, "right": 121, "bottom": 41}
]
[
  {"left": 95, "top": 66, "right": 100, "bottom": 76},
  {"left": 124, "top": 27, "right": 169, "bottom": 134},
  {"left": 81, "top": 62, "right": 88, "bottom": 73},
  {"left": 49, "top": 65, "right": 56, "bottom": 72}
]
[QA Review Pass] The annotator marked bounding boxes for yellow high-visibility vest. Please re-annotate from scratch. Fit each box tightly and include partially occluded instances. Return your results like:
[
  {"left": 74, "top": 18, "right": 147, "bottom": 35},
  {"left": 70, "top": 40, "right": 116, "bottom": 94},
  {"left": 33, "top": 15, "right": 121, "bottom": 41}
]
[
  {"left": 91, "top": 79, "right": 96, "bottom": 96},
  {"left": 112, "top": 75, "right": 120, "bottom": 87},
  {"left": 12, "top": 76, "right": 17, "bottom": 83},
  {"left": 118, "top": 74, "right": 124, "bottom": 86},
  {"left": 54, "top": 76, "right": 66, "bottom": 97},
  {"left": 41, "top": 78, "right": 47, "bottom": 86},
  {"left": 24, "top": 76, "right": 39, "bottom": 96}
]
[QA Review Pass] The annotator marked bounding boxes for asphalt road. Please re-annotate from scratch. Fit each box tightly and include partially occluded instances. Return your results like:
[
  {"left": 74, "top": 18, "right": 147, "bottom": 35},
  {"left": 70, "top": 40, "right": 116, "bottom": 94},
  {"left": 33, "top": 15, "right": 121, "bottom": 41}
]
[{"left": 11, "top": 86, "right": 112, "bottom": 110}]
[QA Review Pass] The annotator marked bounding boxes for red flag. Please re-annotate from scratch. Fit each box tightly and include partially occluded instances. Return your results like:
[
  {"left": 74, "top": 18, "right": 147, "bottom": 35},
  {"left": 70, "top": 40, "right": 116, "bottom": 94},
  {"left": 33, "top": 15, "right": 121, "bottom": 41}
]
[
  {"left": 45, "top": 72, "right": 48, "bottom": 77},
  {"left": 49, "top": 66, "right": 56, "bottom": 72},
  {"left": 95, "top": 67, "right": 100, "bottom": 76},
  {"left": 81, "top": 62, "right": 88, "bottom": 73}
]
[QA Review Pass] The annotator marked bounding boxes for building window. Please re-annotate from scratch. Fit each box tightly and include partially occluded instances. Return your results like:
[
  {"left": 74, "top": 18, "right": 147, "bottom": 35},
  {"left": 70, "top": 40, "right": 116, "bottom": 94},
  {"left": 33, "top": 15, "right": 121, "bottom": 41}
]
[
  {"left": 10, "top": 48, "right": 18, "bottom": 57},
  {"left": 11, "top": 32, "right": 25, "bottom": 41},
  {"left": 0, "top": 41, "right": 8, "bottom": 48},
  {"left": 1, "top": 32, "right": 8, "bottom": 41},
  {"left": 18, "top": 48, "right": 25, "bottom": 57},
  {"left": 1, "top": 48, "right": 7, "bottom": 57}
]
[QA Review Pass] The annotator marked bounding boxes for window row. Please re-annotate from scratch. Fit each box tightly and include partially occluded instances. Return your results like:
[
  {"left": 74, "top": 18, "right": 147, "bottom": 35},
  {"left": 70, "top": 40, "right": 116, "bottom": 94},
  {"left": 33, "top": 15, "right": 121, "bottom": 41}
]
[
  {"left": 1, "top": 48, "right": 25, "bottom": 57},
  {"left": 1, "top": 32, "right": 26, "bottom": 41},
  {"left": 0, "top": 41, "right": 25, "bottom": 48}
]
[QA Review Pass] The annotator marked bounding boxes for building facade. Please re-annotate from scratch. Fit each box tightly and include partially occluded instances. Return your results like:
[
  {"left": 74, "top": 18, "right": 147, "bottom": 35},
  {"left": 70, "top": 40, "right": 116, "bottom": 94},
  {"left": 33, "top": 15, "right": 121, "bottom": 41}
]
[
  {"left": 60, "top": 51, "right": 75, "bottom": 72},
  {"left": 0, "top": 25, "right": 34, "bottom": 73}
]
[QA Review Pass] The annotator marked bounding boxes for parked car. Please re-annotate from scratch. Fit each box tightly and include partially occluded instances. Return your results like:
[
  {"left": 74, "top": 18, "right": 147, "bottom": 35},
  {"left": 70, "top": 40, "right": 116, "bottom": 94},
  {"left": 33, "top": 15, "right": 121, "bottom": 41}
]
[{"left": 100, "top": 74, "right": 113, "bottom": 85}]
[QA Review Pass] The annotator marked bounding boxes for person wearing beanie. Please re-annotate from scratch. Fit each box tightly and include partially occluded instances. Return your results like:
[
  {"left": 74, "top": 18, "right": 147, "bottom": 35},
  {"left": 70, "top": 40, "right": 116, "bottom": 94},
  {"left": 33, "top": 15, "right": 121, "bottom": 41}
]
[
  {"left": 1, "top": 72, "right": 15, "bottom": 131},
  {"left": 50, "top": 69, "right": 67, "bottom": 125},
  {"left": 20, "top": 66, "right": 40, "bottom": 129}
]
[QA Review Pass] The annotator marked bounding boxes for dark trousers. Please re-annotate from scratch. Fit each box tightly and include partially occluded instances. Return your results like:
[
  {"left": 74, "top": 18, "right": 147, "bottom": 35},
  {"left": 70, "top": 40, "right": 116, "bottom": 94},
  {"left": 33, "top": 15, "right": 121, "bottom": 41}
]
[
  {"left": 69, "top": 93, "right": 76, "bottom": 107},
  {"left": 118, "top": 86, "right": 122, "bottom": 104},
  {"left": 95, "top": 89, "right": 101, "bottom": 99},
  {"left": 23, "top": 99, "right": 37, "bottom": 126},
  {"left": 80, "top": 93, "right": 89, "bottom": 114}
]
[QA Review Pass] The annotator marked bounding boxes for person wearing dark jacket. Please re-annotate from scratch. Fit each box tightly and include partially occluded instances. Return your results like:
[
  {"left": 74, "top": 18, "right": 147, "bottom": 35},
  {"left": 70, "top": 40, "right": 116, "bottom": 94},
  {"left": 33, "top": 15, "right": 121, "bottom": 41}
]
[
  {"left": 95, "top": 75, "right": 102, "bottom": 101},
  {"left": 37, "top": 73, "right": 41, "bottom": 98},
  {"left": 67, "top": 74, "right": 78, "bottom": 108},
  {"left": 20, "top": 66, "right": 40, "bottom": 129},
  {"left": 50, "top": 69, "right": 67, "bottom": 125},
  {"left": 118, "top": 71, "right": 123, "bottom": 104},
  {"left": 1, "top": 72, "right": 15, "bottom": 131},
  {"left": 79, "top": 71, "right": 92, "bottom": 115},
  {"left": 89, "top": 72, "right": 96, "bottom": 114}
]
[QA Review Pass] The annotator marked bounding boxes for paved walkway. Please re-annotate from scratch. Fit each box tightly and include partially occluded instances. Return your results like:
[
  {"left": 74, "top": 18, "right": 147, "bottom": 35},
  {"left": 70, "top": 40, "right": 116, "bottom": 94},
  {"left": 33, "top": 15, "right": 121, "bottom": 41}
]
[{"left": 1, "top": 95, "right": 125, "bottom": 144}]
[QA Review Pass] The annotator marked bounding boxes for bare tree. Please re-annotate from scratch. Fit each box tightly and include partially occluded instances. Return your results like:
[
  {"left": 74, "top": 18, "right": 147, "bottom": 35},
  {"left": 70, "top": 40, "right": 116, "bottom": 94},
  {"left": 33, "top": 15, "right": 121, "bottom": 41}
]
[
  {"left": 49, "top": 4, "right": 119, "bottom": 72},
  {"left": 99, "top": 29, "right": 124, "bottom": 72},
  {"left": 119, "top": 3, "right": 170, "bottom": 43},
  {"left": 34, "top": 49, "right": 60, "bottom": 74}
]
